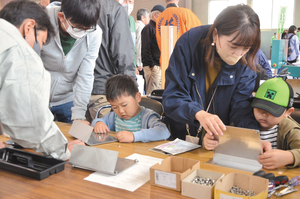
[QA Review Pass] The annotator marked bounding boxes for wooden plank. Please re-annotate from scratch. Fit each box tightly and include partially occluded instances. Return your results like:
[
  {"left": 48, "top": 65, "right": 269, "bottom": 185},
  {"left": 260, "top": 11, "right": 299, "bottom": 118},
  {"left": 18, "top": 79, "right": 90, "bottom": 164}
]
[{"left": 161, "top": 26, "right": 177, "bottom": 89}]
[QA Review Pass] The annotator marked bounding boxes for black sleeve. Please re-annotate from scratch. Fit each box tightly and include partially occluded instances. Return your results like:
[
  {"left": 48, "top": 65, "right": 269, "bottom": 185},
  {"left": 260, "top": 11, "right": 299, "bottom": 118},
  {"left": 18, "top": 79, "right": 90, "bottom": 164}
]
[{"left": 141, "top": 25, "right": 154, "bottom": 68}]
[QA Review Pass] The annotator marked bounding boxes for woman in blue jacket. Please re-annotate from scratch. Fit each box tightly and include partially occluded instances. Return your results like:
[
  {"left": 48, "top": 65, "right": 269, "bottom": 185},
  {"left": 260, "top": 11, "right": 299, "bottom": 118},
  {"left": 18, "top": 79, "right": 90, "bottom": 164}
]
[{"left": 162, "top": 4, "right": 260, "bottom": 143}]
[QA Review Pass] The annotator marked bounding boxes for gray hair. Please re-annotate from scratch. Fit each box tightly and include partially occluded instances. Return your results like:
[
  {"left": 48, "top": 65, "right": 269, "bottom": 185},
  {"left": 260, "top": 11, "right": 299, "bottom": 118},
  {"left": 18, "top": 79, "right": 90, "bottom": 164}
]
[
  {"left": 137, "top": 8, "right": 150, "bottom": 20},
  {"left": 166, "top": 0, "right": 176, "bottom": 3},
  {"left": 151, "top": 11, "right": 160, "bottom": 18}
]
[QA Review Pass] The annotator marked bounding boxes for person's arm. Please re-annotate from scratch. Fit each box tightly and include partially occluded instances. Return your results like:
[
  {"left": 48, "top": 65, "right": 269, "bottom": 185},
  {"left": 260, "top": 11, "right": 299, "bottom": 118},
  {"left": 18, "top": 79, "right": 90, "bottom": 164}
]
[
  {"left": 229, "top": 67, "right": 260, "bottom": 130},
  {"left": 91, "top": 112, "right": 115, "bottom": 131},
  {"left": 133, "top": 112, "right": 170, "bottom": 142},
  {"left": 258, "top": 149, "right": 294, "bottom": 170},
  {"left": 285, "top": 128, "right": 300, "bottom": 168},
  {"left": 72, "top": 27, "right": 102, "bottom": 120},
  {"left": 110, "top": 6, "right": 136, "bottom": 80},
  {"left": 162, "top": 32, "right": 203, "bottom": 125},
  {"left": 0, "top": 49, "right": 70, "bottom": 160},
  {"left": 141, "top": 25, "right": 154, "bottom": 68},
  {"left": 257, "top": 50, "right": 272, "bottom": 78},
  {"left": 293, "top": 35, "right": 300, "bottom": 57}
]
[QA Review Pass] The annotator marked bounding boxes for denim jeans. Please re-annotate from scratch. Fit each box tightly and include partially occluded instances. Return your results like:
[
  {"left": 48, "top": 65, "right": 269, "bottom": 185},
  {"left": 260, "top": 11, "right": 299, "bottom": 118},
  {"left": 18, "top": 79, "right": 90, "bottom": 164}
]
[{"left": 50, "top": 101, "right": 73, "bottom": 124}]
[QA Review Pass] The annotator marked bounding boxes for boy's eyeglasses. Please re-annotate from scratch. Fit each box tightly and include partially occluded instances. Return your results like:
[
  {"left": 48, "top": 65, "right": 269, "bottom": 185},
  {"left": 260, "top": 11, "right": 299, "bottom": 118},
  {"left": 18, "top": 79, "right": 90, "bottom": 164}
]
[{"left": 65, "top": 16, "right": 96, "bottom": 33}]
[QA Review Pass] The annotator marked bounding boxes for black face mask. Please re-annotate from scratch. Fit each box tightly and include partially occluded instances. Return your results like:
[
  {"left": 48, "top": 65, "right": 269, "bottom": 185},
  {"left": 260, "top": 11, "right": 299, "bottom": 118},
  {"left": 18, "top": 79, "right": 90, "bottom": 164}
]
[
  {"left": 33, "top": 40, "right": 41, "bottom": 56},
  {"left": 33, "top": 26, "right": 41, "bottom": 56}
]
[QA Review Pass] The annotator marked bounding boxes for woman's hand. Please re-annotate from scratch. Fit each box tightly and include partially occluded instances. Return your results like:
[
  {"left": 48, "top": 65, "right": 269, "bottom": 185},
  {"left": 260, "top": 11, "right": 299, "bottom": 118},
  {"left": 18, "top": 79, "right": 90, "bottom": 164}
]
[
  {"left": 195, "top": 110, "right": 226, "bottom": 136},
  {"left": 203, "top": 133, "right": 218, "bottom": 150}
]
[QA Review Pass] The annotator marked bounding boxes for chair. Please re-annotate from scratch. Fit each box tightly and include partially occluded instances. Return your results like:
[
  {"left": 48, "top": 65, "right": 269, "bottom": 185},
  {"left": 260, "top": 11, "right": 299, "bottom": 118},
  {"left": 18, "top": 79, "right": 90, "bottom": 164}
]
[
  {"left": 140, "top": 97, "right": 163, "bottom": 115},
  {"left": 94, "top": 97, "right": 164, "bottom": 119},
  {"left": 147, "top": 89, "right": 164, "bottom": 103}
]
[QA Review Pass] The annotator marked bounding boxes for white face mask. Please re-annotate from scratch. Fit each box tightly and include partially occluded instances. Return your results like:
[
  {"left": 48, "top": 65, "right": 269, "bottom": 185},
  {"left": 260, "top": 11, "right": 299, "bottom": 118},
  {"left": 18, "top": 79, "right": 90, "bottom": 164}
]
[
  {"left": 62, "top": 15, "right": 87, "bottom": 39},
  {"left": 122, "top": 4, "right": 134, "bottom": 16},
  {"left": 216, "top": 36, "right": 242, "bottom": 65}
]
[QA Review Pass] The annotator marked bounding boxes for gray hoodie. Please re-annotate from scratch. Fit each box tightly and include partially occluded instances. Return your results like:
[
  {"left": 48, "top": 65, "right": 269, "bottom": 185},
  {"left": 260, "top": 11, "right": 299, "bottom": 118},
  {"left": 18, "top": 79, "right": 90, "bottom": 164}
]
[{"left": 41, "top": 3, "right": 102, "bottom": 120}]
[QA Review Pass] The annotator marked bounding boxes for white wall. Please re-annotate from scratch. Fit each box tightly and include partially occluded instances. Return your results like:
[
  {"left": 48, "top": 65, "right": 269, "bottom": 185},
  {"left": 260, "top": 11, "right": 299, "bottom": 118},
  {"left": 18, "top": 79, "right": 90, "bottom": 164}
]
[{"left": 133, "top": 0, "right": 300, "bottom": 60}]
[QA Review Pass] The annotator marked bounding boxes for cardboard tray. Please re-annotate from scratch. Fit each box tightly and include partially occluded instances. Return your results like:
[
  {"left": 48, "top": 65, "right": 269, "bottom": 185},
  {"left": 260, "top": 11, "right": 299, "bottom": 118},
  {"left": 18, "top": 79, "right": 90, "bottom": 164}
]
[
  {"left": 181, "top": 169, "right": 224, "bottom": 199},
  {"left": 150, "top": 156, "right": 200, "bottom": 191},
  {"left": 214, "top": 172, "right": 268, "bottom": 199},
  {"left": 0, "top": 147, "right": 66, "bottom": 180}
]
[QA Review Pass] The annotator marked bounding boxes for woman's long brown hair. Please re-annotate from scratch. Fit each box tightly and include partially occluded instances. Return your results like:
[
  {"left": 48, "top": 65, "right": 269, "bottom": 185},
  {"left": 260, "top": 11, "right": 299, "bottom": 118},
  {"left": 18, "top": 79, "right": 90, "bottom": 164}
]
[{"left": 203, "top": 4, "right": 261, "bottom": 71}]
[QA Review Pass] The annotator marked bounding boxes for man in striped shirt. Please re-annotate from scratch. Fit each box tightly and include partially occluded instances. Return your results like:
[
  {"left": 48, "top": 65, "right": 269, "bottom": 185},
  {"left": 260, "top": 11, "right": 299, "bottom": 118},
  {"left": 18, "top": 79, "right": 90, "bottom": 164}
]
[{"left": 251, "top": 78, "right": 300, "bottom": 169}]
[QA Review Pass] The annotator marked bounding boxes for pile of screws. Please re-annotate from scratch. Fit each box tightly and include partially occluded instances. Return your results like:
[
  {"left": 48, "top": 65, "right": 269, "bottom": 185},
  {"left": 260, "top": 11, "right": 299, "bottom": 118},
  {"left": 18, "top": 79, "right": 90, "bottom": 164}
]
[
  {"left": 191, "top": 176, "right": 216, "bottom": 186},
  {"left": 229, "top": 186, "right": 256, "bottom": 196}
]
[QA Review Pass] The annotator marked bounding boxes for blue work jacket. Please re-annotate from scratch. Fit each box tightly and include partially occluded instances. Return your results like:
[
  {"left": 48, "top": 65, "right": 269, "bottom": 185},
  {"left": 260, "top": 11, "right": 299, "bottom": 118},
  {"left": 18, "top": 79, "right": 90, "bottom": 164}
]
[{"left": 162, "top": 25, "right": 260, "bottom": 140}]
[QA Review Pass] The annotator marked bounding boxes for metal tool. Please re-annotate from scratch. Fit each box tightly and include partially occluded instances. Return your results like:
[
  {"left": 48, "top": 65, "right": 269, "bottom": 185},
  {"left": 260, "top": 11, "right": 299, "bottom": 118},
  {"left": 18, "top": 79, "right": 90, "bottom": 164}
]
[
  {"left": 268, "top": 184, "right": 289, "bottom": 198},
  {"left": 275, "top": 186, "right": 297, "bottom": 197},
  {"left": 289, "top": 176, "right": 300, "bottom": 186},
  {"left": 268, "top": 189, "right": 276, "bottom": 198}
]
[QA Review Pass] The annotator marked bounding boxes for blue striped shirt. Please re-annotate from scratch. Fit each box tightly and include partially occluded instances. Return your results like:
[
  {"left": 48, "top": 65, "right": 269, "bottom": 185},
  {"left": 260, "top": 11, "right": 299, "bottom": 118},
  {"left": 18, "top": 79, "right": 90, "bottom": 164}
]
[{"left": 115, "top": 109, "right": 142, "bottom": 132}]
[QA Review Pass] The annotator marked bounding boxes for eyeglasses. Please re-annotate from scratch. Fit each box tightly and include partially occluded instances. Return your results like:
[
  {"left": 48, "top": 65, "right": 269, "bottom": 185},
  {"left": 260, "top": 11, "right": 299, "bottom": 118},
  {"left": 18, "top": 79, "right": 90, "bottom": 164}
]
[{"left": 64, "top": 14, "right": 96, "bottom": 33}]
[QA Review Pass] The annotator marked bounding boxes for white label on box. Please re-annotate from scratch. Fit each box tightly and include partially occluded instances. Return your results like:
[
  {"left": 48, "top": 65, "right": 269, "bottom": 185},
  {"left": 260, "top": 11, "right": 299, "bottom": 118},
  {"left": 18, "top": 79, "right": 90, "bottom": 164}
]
[
  {"left": 220, "top": 194, "right": 243, "bottom": 199},
  {"left": 154, "top": 170, "right": 177, "bottom": 189}
]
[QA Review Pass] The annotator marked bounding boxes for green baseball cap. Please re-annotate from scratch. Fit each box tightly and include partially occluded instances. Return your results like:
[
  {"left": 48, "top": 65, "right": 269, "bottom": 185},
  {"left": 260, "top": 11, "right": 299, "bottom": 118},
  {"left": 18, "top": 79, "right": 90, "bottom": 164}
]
[{"left": 251, "top": 78, "right": 294, "bottom": 117}]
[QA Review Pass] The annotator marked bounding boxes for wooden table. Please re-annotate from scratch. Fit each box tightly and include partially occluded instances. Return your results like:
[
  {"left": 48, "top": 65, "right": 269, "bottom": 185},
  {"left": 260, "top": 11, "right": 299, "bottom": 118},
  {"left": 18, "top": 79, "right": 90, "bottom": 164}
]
[{"left": 1, "top": 122, "right": 300, "bottom": 199}]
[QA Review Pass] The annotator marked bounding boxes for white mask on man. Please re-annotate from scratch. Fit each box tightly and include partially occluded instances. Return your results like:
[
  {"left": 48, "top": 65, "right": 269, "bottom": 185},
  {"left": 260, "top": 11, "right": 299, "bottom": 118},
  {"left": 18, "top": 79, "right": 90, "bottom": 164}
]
[
  {"left": 62, "top": 14, "right": 87, "bottom": 39},
  {"left": 122, "top": 3, "right": 134, "bottom": 16}
]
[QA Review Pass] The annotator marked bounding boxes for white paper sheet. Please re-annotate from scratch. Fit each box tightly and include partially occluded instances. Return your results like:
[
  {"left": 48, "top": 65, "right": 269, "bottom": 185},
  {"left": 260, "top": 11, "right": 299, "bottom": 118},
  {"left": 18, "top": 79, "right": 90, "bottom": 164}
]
[
  {"left": 150, "top": 138, "right": 201, "bottom": 155},
  {"left": 84, "top": 153, "right": 162, "bottom": 192}
]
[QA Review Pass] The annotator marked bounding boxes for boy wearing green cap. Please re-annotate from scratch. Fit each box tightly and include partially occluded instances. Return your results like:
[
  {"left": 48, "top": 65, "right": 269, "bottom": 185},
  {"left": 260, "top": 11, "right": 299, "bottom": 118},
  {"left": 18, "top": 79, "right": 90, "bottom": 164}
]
[{"left": 251, "top": 78, "right": 300, "bottom": 169}]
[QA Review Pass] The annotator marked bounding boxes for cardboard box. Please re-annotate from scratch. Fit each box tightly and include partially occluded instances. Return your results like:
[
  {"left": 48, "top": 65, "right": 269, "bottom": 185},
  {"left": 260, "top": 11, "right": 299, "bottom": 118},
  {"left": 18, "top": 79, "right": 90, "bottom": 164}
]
[
  {"left": 214, "top": 173, "right": 269, "bottom": 199},
  {"left": 150, "top": 156, "right": 200, "bottom": 191},
  {"left": 181, "top": 169, "right": 224, "bottom": 199}
]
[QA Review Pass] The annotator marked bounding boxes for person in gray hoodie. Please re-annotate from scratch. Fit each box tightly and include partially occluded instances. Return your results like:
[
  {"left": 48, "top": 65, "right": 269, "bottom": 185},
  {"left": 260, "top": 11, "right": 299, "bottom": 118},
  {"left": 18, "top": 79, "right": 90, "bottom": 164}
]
[{"left": 41, "top": 0, "right": 102, "bottom": 124}]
